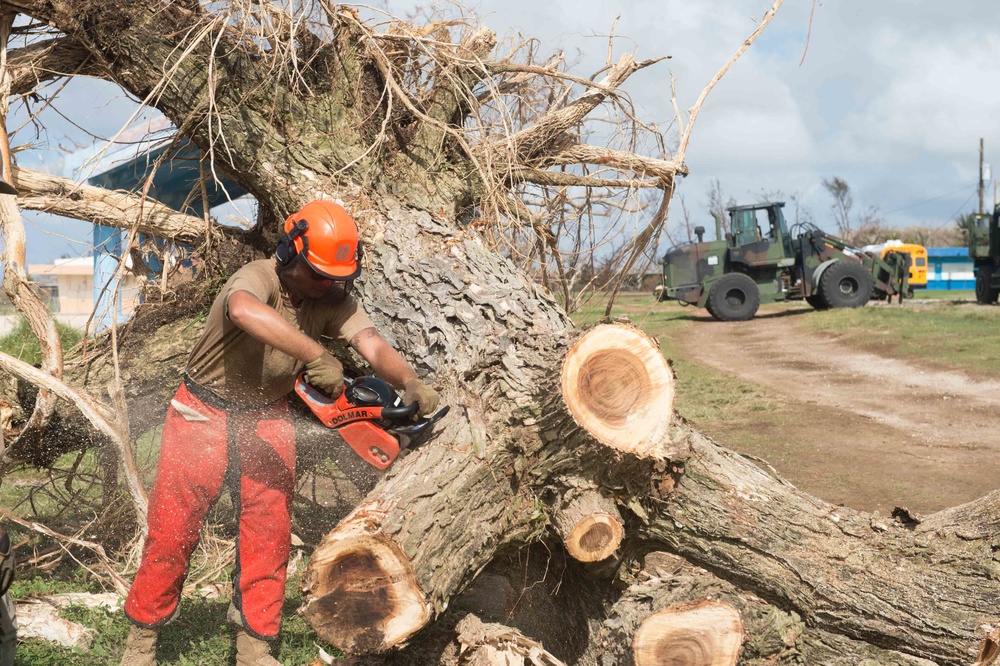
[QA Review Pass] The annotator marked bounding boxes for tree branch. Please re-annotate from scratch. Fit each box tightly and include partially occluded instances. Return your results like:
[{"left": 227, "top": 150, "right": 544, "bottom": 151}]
[
  {"left": 8, "top": 36, "right": 107, "bottom": 96},
  {"left": 12, "top": 166, "right": 229, "bottom": 245},
  {"left": 537, "top": 143, "right": 685, "bottom": 184},
  {"left": 492, "top": 53, "right": 664, "bottom": 163},
  {"left": 0, "top": 14, "right": 63, "bottom": 465},
  {"left": 507, "top": 166, "right": 661, "bottom": 189}
]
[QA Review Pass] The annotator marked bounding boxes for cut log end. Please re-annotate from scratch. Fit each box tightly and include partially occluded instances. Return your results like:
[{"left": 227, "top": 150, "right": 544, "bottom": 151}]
[
  {"left": 553, "top": 490, "right": 625, "bottom": 562},
  {"left": 975, "top": 626, "right": 1000, "bottom": 665},
  {"left": 561, "top": 323, "right": 674, "bottom": 457},
  {"left": 633, "top": 600, "right": 744, "bottom": 666},
  {"left": 300, "top": 521, "right": 429, "bottom": 654},
  {"left": 565, "top": 512, "right": 624, "bottom": 562}
]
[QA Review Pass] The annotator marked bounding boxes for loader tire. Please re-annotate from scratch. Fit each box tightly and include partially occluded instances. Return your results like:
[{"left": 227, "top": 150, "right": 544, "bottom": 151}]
[
  {"left": 976, "top": 268, "right": 999, "bottom": 305},
  {"left": 805, "top": 294, "right": 829, "bottom": 310},
  {"left": 820, "top": 261, "right": 872, "bottom": 309},
  {"left": 707, "top": 273, "right": 760, "bottom": 321}
]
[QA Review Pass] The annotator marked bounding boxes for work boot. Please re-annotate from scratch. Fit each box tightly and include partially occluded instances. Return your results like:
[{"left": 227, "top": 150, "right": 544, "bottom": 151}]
[
  {"left": 234, "top": 629, "right": 282, "bottom": 666},
  {"left": 120, "top": 625, "right": 158, "bottom": 666}
]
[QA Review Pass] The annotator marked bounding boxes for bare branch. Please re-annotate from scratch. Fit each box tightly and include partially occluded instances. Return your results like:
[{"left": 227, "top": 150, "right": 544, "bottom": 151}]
[
  {"left": 0, "top": 507, "right": 130, "bottom": 595},
  {"left": 13, "top": 166, "right": 226, "bottom": 245},
  {"left": 0, "top": 13, "right": 64, "bottom": 463},
  {"left": 538, "top": 143, "right": 685, "bottom": 184},
  {"left": 507, "top": 166, "right": 661, "bottom": 189},
  {"left": 8, "top": 36, "right": 107, "bottom": 95},
  {"left": 494, "top": 53, "right": 665, "bottom": 163}
]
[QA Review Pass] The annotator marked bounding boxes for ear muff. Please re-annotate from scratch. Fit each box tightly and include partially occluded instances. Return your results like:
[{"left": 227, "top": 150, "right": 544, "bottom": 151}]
[{"left": 276, "top": 219, "right": 309, "bottom": 266}]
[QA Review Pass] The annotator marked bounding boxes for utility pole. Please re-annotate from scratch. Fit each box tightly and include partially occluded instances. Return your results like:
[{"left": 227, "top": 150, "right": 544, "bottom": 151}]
[{"left": 980, "top": 138, "right": 985, "bottom": 214}]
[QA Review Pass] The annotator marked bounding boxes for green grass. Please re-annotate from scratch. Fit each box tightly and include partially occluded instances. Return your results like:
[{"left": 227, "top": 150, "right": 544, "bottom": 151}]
[
  {"left": 801, "top": 300, "right": 1000, "bottom": 377},
  {"left": 11, "top": 576, "right": 330, "bottom": 665},
  {"left": 914, "top": 289, "right": 975, "bottom": 300},
  {"left": 0, "top": 316, "right": 83, "bottom": 364}
]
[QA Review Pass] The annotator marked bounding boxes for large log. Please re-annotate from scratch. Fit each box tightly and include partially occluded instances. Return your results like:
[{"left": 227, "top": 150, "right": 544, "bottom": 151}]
[
  {"left": 579, "top": 551, "right": 939, "bottom": 666},
  {"left": 299, "top": 311, "right": 682, "bottom": 654},
  {"left": 296, "top": 224, "right": 1000, "bottom": 664}
]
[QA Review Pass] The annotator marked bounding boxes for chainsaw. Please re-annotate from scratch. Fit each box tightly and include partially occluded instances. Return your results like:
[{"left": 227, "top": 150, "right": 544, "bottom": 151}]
[{"left": 294, "top": 372, "right": 450, "bottom": 470}]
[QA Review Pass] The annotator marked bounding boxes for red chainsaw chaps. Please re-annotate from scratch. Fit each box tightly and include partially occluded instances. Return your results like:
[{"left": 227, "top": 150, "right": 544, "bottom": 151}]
[{"left": 125, "top": 383, "right": 295, "bottom": 639}]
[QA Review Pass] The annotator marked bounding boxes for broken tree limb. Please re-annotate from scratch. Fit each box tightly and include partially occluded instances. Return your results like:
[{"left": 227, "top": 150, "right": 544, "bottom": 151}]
[
  {"left": 8, "top": 36, "right": 107, "bottom": 96},
  {"left": 491, "top": 53, "right": 657, "bottom": 164},
  {"left": 551, "top": 489, "right": 623, "bottom": 563},
  {"left": 0, "top": 14, "right": 63, "bottom": 460},
  {"left": 12, "top": 166, "right": 228, "bottom": 245},
  {"left": 632, "top": 601, "right": 743, "bottom": 666},
  {"left": 455, "top": 614, "right": 567, "bottom": 666},
  {"left": 0, "top": 352, "right": 147, "bottom": 527}
]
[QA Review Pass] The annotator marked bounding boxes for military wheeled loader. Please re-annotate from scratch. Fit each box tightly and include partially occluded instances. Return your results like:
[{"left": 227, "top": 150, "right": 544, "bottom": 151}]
[
  {"left": 969, "top": 204, "right": 1000, "bottom": 304},
  {"left": 657, "top": 202, "right": 911, "bottom": 321}
]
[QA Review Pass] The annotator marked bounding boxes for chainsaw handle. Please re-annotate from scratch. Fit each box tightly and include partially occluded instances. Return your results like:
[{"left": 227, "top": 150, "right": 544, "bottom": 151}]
[{"left": 381, "top": 402, "right": 419, "bottom": 419}]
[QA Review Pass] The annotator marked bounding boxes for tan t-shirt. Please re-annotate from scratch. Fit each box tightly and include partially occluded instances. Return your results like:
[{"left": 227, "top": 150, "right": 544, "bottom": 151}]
[{"left": 186, "top": 259, "right": 374, "bottom": 407}]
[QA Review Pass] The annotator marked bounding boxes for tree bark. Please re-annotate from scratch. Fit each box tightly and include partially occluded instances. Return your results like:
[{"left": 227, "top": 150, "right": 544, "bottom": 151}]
[{"left": 578, "top": 551, "right": 939, "bottom": 666}]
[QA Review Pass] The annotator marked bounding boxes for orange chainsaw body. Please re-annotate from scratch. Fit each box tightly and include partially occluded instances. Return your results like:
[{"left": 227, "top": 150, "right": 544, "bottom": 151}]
[{"left": 294, "top": 374, "right": 400, "bottom": 470}]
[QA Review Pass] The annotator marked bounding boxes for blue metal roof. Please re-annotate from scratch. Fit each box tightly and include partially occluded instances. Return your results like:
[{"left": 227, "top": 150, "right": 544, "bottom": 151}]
[
  {"left": 86, "top": 140, "right": 247, "bottom": 215},
  {"left": 927, "top": 247, "right": 969, "bottom": 257}
]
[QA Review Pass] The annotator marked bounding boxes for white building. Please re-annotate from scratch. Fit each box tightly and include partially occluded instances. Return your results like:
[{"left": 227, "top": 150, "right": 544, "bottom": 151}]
[{"left": 27, "top": 257, "right": 140, "bottom": 315}]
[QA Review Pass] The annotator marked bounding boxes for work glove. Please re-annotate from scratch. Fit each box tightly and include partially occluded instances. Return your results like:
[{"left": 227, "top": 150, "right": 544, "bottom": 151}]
[
  {"left": 404, "top": 378, "right": 439, "bottom": 417},
  {"left": 305, "top": 351, "right": 344, "bottom": 397}
]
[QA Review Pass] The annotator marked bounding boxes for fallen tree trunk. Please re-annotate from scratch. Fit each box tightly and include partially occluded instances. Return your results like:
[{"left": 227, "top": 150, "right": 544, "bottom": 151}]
[
  {"left": 578, "top": 551, "right": 939, "bottom": 666},
  {"left": 296, "top": 218, "right": 1000, "bottom": 664}
]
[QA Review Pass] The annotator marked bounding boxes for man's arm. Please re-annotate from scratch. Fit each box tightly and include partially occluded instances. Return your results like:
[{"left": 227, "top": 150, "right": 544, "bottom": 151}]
[
  {"left": 349, "top": 327, "right": 416, "bottom": 390},
  {"left": 351, "top": 327, "right": 439, "bottom": 416},
  {"left": 227, "top": 290, "right": 325, "bottom": 363}
]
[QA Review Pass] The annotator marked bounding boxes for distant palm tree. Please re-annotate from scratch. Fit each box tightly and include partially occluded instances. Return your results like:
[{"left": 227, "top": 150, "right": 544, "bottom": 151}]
[{"left": 955, "top": 211, "right": 983, "bottom": 244}]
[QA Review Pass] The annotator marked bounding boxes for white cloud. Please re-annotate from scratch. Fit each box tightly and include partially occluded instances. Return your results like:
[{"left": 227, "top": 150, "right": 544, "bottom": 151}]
[{"left": 19, "top": 0, "right": 1000, "bottom": 262}]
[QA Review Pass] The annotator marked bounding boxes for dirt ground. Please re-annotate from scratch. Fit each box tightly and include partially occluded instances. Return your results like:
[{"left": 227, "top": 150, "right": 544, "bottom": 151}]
[{"left": 675, "top": 304, "right": 1000, "bottom": 515}]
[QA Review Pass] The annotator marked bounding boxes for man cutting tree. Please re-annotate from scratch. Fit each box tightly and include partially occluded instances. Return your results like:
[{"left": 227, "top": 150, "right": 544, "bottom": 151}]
[{"left": 120, "top": 200, "right": 439, "bottom": 666}]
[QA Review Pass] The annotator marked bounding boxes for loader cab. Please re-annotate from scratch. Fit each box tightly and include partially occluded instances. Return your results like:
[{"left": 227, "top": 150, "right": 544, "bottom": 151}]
[
  {"left": 969, "top": 207, "right": 1000, "bottom": 260},
  {"left": 727, "top": 202, "right": 794, "bottom": 265}
]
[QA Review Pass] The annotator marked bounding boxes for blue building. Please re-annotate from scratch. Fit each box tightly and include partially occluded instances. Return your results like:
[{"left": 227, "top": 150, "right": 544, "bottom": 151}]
[
  {"left": 61, "top": 126, "right": 248, "bottom": 331},
  {"left": 926, "top": 247, "right": 974, "bottom": 290}
]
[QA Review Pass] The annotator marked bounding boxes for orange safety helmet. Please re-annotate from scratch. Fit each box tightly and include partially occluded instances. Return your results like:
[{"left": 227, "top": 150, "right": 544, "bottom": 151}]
[{"left": 275, "top": 200, "right": 363, "bottom": 280}]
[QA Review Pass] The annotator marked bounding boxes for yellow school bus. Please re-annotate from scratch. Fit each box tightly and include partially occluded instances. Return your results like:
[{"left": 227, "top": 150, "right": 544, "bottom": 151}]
[{"left": 882, "top": 243, "right": 927, "bottom": 289}]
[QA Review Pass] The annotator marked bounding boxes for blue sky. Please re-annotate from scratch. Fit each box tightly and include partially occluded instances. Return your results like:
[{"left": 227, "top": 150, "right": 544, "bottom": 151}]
[{"left": 11, "top": 0, "right": 1000, "bottom": 263}]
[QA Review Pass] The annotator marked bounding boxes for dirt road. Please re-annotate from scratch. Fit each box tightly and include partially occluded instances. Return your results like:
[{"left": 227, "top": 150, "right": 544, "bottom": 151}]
[{"left": 675, "top": 308, "right": 1000, "bottom": 514}]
